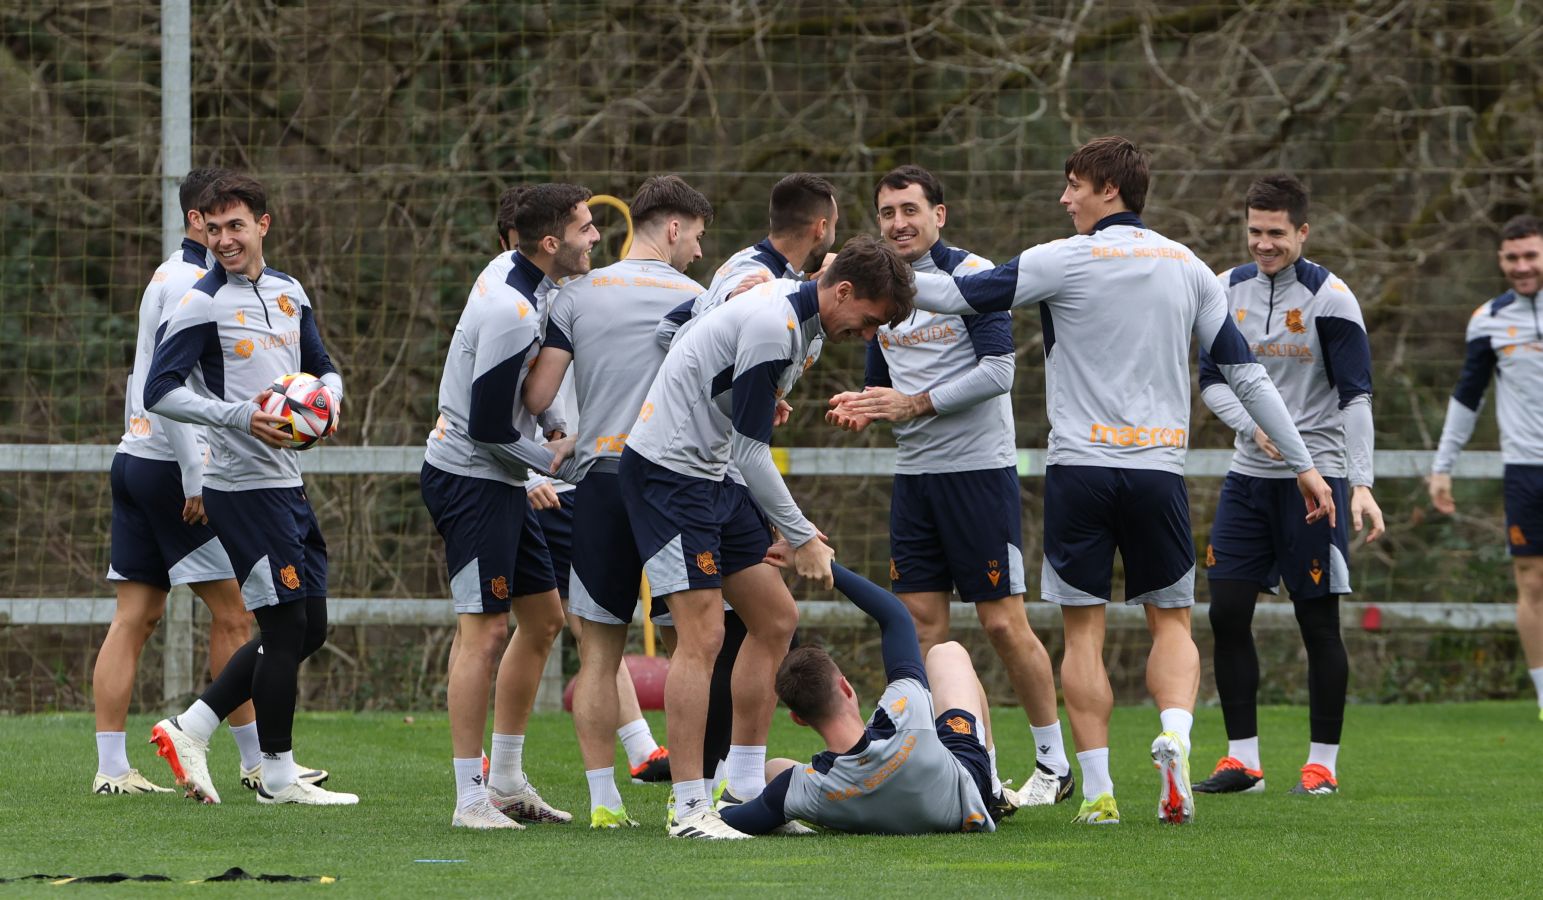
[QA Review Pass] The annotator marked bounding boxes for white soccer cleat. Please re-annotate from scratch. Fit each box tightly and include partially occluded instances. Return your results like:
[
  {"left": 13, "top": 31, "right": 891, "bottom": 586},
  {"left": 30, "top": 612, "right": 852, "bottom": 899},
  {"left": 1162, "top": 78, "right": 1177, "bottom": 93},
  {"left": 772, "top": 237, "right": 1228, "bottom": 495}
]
[
  {"left": 1151, "top": 731, "right": 1194, "bottom": 824},
  {"left": 452, "top": 799, "right": 524, "bottom": 830},
  {"left": 240, "top": 761, "right": 330, "bottom": 792},
  {"left": 669, "top": 806, "right": 751, "bottom": 840},
  {"left": 149, "top": 717, "right": 220, "bottom": 804},
  {"left": 489, "top": 782, "right": 572, "bottom": 824},
  {"left": 92, "top": 769, "right": 175, "bottom": 795},
  {"left": 256, "top": 780, "right": 359, "bottom": 806},
  {"left": 1012, "top": 763, "right": 1077, "bottom": 807}
]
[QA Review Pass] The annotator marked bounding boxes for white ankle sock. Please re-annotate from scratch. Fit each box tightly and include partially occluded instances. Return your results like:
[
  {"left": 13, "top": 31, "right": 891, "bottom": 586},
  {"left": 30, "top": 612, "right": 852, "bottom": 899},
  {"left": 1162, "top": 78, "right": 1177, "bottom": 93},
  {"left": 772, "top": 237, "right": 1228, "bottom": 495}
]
[
  {"left": 453, "top": 756, "right": 487, "bottom": 809},
  {"left": 1228, "top": 736, "right": 1261, "bottom": 771},
  {"left": 228, "top": 722, "right": 262, "bottom": 770},
  {"left": 489, "top": 733, "right": 525, "bottom": 794},
  {"left": 1530, "top": 667, "right": 1543, "bottom": 706},
  {"left": 96, "top": 731, "right": 129, "bottom": 778},
  {"left": 1159, "top": 707, "right": 1194, "bottom": 746},
  {"left": 674, "top": 778, "right": 709, "bottom": 816},
  {"left": 1030, "top": 721, "right": 1071, "bottom": 776},
  {"left": 179, "top": 699, "right": 220, "bottom": 743},
  {"left": 1307, "top": 742, "right": 1339, "bottom": 776},
  {"left": 986, "top": 748, "right": 1004, "bottom": 795},
  {"left": 262, "top": 750, "right": 297, "bottom": 790},
  {"left": 1077, "top": 747, "right": 1113, "bottom": 800},
  {"left": 586, "top": 767, "right": 623, "bottom": 812},
  {"left": 617, "top": 718, "right": 659, "bottom": 769},
  {"left": 725, "top": 745, "right": 766, "bottom": 799}
]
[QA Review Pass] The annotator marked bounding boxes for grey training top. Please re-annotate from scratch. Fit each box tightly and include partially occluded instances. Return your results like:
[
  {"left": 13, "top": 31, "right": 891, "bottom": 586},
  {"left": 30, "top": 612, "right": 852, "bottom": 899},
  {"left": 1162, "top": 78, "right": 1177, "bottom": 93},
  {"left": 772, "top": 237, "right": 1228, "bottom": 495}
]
[{"left": 1433, "top": 288, "right": 1543, "bottom": 472}]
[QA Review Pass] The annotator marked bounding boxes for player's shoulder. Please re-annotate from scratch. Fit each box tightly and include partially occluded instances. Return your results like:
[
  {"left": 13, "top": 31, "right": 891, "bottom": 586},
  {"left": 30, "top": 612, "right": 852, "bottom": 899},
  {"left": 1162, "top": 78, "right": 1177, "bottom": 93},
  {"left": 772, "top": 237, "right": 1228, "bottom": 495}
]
[
  {"left": 1468, "top": 290, "right": 1518, "bottom": 330},
  {"left": 1220, "top": 262, "right": 1259, "bottom": 288}
]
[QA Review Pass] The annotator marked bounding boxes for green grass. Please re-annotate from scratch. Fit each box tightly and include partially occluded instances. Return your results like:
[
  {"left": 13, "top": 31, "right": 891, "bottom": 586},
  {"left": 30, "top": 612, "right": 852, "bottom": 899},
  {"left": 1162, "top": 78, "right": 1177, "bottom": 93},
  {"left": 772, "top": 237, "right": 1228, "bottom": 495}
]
[{"left": 3, "top": 703, "right": 1539, "bottom": 897}]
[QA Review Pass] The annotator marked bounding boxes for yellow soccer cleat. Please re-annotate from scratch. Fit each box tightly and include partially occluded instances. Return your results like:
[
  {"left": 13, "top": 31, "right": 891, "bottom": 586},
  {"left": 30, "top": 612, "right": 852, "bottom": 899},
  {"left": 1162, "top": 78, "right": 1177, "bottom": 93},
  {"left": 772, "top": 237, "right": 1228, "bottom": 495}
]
[
  {"left": 1072, "top": 792, "right": 1120, "bottom": 825},
  {"left": 590, "top": 804, "right": 640, "bottom": 829}
]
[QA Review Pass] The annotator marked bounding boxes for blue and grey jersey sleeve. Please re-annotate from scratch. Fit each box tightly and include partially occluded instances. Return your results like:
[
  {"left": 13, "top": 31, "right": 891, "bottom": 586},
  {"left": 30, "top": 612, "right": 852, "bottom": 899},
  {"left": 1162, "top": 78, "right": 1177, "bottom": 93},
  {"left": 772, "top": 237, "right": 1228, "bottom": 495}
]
[
  {"left": 1432, "top": 332, "right": 1497, "bottom": 474},
  {"left": 152, "top": 288, "right": 207, "bottom": 497},
  {"left": 718, "top": 768, "right": 793, "bottom": 835},
  {"left": 730, "top": 334, "right": 814, "bottom": 546},
  {"left": 1198, "top": 345, "right": 1259, "bottom": 439},
  {"left": 929, "top": 312, "right": 1015, "bottom": 415},
  {"left": 911, "top": 243, "right": 1063, "bottom": 315},
  {"left": 1193, "top": 275, "right": 1314, "bottom": 473},
  {"left": 832, "top": 563, "right": 926, "bottom": 686},
  {"left": 655, "top": 297, "right": 696, "bottom": 350},
  {"left": 1317, "top": 310, "right": 1375, "bottom": 486},
  {"left": 466, "top": 309, "right": 555, "bottom": 477},
  {"left": 144, "top": 293, "right": 254, "bottom": 432},
  {"left": 295, "top": 296, "right": 343, "bottom": 405}
]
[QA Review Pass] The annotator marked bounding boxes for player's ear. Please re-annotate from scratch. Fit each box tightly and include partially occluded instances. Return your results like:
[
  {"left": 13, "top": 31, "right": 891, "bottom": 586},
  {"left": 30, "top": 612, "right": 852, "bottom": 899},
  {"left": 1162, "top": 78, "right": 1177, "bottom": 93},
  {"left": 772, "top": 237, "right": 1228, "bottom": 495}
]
[
  {"left": 256, "top": 213, "right": 271, "bottom": 237},
  {"left": 934, "top": 203, "right": 946, "bottom": 229},
  {"left": 1298, "top": 222, "right": 1310, "bottom": 244}
]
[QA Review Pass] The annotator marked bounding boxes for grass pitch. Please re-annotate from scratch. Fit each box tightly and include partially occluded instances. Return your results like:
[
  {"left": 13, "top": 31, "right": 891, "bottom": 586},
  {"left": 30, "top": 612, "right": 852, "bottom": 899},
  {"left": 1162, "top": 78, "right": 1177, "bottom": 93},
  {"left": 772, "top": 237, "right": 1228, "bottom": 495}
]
[{"left": 3, "top": 702, "right": 1538, "bottom": 897}]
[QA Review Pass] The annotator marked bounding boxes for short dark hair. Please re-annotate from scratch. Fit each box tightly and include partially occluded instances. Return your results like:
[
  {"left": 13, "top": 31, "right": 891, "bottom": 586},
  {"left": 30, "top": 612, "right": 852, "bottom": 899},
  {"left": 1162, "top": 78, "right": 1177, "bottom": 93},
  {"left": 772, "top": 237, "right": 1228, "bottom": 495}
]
[
  {"left": 180, "top": 167, "right": 231, "bottom": 220},
  {"left": 515, "top": 183, "right": 593, "bottom": 257},
  {"left": 1500, "top": 214, "right": 1543, "bottom": 243},
  {"left": 873, "top": 165, "right": 944, "bottom": 210},
  {"left": 1246, "top": 175, "right": 1310, "bottom": 228},
  {"left": 631, "top": 175, "right": 714, "bottom": 229},
  {"left": 819, "top": 234, "right": 916, "bottom": 327},
  {"left": 775, "top": 646, "right": 842, "bottom": 725},
  {"left": 495, "top": 185, "right": 530, "bottom": 245},
  {"left": 1064, "top": 136, "right": 1149, "bottom": 215},
  {"left": 197, "top": 173, "right": 269, "bottom": 220},
  {"left": 769, "top": 173, "right": 837, "bottom": 236}
]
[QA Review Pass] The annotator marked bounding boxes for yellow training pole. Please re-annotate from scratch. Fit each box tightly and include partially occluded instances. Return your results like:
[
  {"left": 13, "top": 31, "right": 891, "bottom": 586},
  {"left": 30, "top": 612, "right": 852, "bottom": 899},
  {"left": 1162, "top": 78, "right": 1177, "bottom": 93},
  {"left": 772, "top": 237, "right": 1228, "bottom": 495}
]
[{"left": 640, "top": 573, "right": 655, "bottom": 657}]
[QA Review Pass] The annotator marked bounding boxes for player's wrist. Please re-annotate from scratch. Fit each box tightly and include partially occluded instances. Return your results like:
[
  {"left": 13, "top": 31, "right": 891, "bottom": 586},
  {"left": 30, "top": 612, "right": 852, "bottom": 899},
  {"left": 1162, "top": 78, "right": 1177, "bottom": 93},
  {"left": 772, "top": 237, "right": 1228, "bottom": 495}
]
[{"left": 909, "top": 391, "right": 934, "bottom": 418}]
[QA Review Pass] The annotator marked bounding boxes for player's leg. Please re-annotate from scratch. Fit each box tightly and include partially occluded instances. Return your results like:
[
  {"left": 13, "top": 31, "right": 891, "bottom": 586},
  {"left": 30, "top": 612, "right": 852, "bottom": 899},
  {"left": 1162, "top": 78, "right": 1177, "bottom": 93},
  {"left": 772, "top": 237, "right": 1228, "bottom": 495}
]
[
  {"left": 701, "top": 609, "right": 745, "bottom": 795},
  {"left": 93, "top": 581, "right": 173, "bottom": 793},
  {"left": 192, "top": 578, "right": 255, "bottom": 731},
  {"left": 1517, "top": 558, "right": 1543, "bottom": 717},
  {"left": 662, "top": 588, "right": 728, "bottom": 820},
  {"left": 573, "top": 620, "right": 634, "bottom": 825},
  {"left": 1503, "top": 465, "right": 1543, "bottom": 718},
  {"left": 926, "top": 641, "right": 1001, "bottom": 826},
  {"left": 448, "top": 610, "right": 510, "bottom": 823},
  {"left": 891, "top": 473, "right": 952, "bottom": 652}
]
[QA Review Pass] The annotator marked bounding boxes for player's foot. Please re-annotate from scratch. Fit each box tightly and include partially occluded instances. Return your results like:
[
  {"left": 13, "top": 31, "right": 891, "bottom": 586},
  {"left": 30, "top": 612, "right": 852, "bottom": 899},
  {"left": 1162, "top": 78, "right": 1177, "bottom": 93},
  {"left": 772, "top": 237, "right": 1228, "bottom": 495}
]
[
  {"left": 1151, "top": 731, "right": 1194, "bottom": 824},
  {"left": 717, "top": 789, "right": 815, "bottom": 834},
  {"left": 590, "top": 805, "right": 639, "bottom": 829},
  {"left": 256, "top": 781, "right": 359, "bottom": 805},
  {"left": 92, "top": 769, "right": 175, "bottom": 795},
  {"left": 629, "top": 747, "right": 671, "bottom": 784},
  {"left": 489, "top": 781, "right": 572, "bottom": 824},
  {"left": 1288, "top": 763, "right": 1339, "bottom": 795},
  {"left": 669, "top": 806, "right": 750, "bottom": 840},
  {"left": 452, "top": 799, "right": 523, "bottom": 829},
  {"left": 1011, "top": 762, "right": 1077, "bottom": 807},
  {"left": 1193, "top": 756, "right": 1265, "bottom": 794},
  {"left": 149, "top": 717, "right": 220, "bottom": 804},
  {"left": 239, "top": 762, "right": 331, "bottom": 792},
  {"left": 1071, "top": 792, "right": 1120, "bottom": 825}
]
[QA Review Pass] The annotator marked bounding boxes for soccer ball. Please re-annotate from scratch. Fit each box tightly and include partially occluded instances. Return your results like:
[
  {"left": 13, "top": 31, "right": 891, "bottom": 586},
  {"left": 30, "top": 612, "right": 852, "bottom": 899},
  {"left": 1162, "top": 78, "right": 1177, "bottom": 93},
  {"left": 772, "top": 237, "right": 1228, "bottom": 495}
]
[{"left": 261, "top": 372, "right": 338, "bottom": 450}]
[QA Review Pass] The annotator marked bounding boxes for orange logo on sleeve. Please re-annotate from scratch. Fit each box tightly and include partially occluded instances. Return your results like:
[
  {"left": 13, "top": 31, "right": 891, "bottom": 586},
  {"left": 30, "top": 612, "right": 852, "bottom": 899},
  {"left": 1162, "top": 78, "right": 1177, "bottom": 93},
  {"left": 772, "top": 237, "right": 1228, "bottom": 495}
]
[
  {"left": 890, "top": 696, "right": 908, "bottom": 715},
  {"left": 696, "top": 552, "right": 718, "bottom": 576},
  {"left": 1235, "top": 308, "right": 1246, "bottom": 324},
  {"left": 946, "top": 716, "right": 973, "bottom": 735},
  {"left": 279, "top": 565, "right": 300, "bottom": 590},
  {"left": 1285, "top": 308, "right": 1306, "bottom": 334},
  {"left": 233, "top": 339, "right": 254, "bottom": 358},
  {"left": 1205, "top": 544, "right": 1216, "bottom": 567},
  {"left": 1511, "top": 525, "right": 1528, "bottom": 546},
  {"left": 276, "top": 293, "right": 297, "bottom": 317},
  {"left": 1308, "top": 559, "right": 1323, "bottom": 585},
  {"left": 490, "top": 576, "right": 509, "bottom": 600}
]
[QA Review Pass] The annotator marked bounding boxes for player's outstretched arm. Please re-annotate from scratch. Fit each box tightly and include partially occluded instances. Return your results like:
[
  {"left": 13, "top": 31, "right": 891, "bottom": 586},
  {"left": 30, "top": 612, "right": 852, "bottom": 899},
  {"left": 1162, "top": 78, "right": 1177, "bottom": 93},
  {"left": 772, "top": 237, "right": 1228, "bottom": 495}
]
[
  {"left": 144, "top": 293, "right": 268, "bottom": 435},
  {"left": 911, "top": 244, "right": 1062, "bottom": 316},
  {"left": 832, "top": 564, "right": 926, "bottom": 685},
  {"left": 1430, "top": 330, "right": 1497, "bottom": 513}
]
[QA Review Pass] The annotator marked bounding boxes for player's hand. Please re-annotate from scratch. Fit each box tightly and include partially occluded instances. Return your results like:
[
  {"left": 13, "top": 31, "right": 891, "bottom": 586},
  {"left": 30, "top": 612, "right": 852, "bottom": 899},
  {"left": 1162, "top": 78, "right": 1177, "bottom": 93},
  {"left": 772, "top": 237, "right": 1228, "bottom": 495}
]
[
  {"left": 1295, "top": 467, "right": 1336, "bottom": 527},
  {"left": 824, "top": 404, "right": 871, "bottom": 432},
  {"left": 841, "top": 387, "right": 931, "bottom": 423},
  {"left": 527, "top": 481, "right": 560, "bottom": 511},
  {"left": 1428, "top": 472, "right": 1456, "bottom": 514},
  {"left": 1253, "top": 427, "right": 1283, "bottom": 461},
  {"left": 792, "top": 534, "right": 835, "bottom": 590},
  {"left": 728, "top": 271, "right": 771, "bottom": 299},
  {"left": 544, "top": 429, "right": 567, "bottom": 441},
  {"left": 543, "top": 436, "right": 576, "bottom": 473},
  {"left": 248, "top": 392, "right": 291, "bottom": 449},
  {"left": 1350, "top": 485, "right": 1385, "bottom": 543},
  {"left": 181, "top": 495, "right": 208, "bottom": 525},
  {"left": 773, "top": 399, "right": 793, "bottom": 428},
  {"left": 763, "top": 537, "right": 792, "bottom": 568}
]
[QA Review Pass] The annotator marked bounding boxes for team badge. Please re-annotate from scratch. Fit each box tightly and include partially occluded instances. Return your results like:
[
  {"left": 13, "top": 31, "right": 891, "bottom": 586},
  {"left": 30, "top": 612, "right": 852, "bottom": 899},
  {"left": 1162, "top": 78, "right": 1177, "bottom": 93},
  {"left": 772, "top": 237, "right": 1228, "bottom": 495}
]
[
  {"left": 279, "top": 565, "right": 300, "bottom": 590},
  {"left": 234, "top": 339, "right": 254, "bottom": 358},
  {"left": 1308, "top": 558, "right": 1323, "bottom": 585},
  {"left": 1235, "top": 308, "right": 1246, "bottom": 324},
  {"left": 1508, "top": 325, "right": 1518, "bottom": 338},
  {"left": 946, "top": 716, "right": 972, "bottom": 735},
  {"left": 1511, "top": 525, "right": 1528, "bottom": 547},
  {"left": 235, "top": 309, "right": 246, "bottom": 325},
  {"left": 696, "top": 551, "right": 718, "bottom": 576},
  {"left": 490, "top": 576, "right": 509, "bottom": 600},
  {"left": 276, "top": 293, "right": 297, "bottom": 317},
  {"left": 1285, "top": 308, "right": 1307, "bottom": 334},
  {"left": 985, "top": 559, "right": 1001, "bottom": 588}
]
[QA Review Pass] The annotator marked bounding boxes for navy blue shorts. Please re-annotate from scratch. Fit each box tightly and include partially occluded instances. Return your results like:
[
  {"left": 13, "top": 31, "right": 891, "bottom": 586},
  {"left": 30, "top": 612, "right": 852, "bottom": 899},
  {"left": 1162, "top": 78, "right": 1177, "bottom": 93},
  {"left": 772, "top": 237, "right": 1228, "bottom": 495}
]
[
  {"left": 1206, "top": 472, "right": 1351, "bottom": 599},
  {"left": 203, "top": 485, "right": 325, "bottom": 611},
  {"left": 618, "top": 448, "right": 772, "bottom": 598},
  {"left": 569, "top": 470, "right": 675, "bottom": 626},
  {"left": 1504, "top": 465, "right": 1543, "bottom": 557},
  {"left": 107, "top": 453, "right": 234, "bottom": 591},
  {"left": 534, "top": 490, "right": 576, "bottom": 599},
  {"left": 890, "top": 467, "right": 1024, "bottom": 602},
  {"left": 935, "top": 708, "right": 994, "bottom": 808},
  {"left": 1042, "top": 464, "right": 1195, "bottom": 607},
  {"left": 420, "top": 463, "right": 556, "bottom": 615}
]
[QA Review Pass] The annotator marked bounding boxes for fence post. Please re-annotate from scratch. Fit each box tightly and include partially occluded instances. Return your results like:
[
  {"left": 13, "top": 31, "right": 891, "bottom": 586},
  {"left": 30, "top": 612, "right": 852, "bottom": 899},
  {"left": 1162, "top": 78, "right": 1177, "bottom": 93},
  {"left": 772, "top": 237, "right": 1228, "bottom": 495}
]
[
  {"left": 162, "top": 584, "right": 195, "bottom": 709},
  {"left": 161, "top": 0, "right": 191, "bottom": 257}
]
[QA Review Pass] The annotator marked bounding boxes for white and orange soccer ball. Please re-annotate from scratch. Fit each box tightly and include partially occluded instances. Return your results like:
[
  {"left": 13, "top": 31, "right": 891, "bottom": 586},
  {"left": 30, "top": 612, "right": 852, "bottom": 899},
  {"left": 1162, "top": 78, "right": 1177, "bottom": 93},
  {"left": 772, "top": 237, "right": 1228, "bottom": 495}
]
[{"left": 260, "top": 372, "right": 338, "bottom": 450}]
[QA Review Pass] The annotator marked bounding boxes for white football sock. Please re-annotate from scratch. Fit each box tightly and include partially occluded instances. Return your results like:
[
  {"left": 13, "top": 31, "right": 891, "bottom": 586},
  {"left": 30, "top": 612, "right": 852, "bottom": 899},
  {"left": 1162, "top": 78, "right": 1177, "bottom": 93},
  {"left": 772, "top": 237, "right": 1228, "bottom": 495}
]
[
  {"left": 1030, "top": 721, "right": 1071, "bottom": 776},
  {"left": 179, "top": 699, "right": 220, "bottom": 743},
  {"left": 725, "top": 745, "right": 766, "bottom": 799},
  {"left": 986, "top": 747, "right": 1003, "bottom": 795},
  {"left": 1307, "top": 742, "right": 1339, "bottom": 776},
  {"left": 673, "top": 777, "right": 709, "bottom": 816},
  {"left": 453, "top": 756, "right": 487, "bottom": 810},
  {"left": 228, "top": 722, "right": 262, "bottom": 770},
  {"left": 263, "top": 750, "right": 298, "bottom": 791},
  {"left": 586, "top": 767, "right": 623, "bottom": 812},
  {"left": 1530, "top": 667, "right": 1543, "bottom": 706},
  {"left": 1159, "top": 707, "right": 1194, "bottom": 746},
  {"left": 489, "top": 733, "right": 526, "bottom": 794},
  {"left": 96, "top": 731, "right": 130, "bottom": 778},
  {"left": 617, "top": 718, "right": 659, "bottom": 769},
  {"left": 1227, "top": 736, "right": 1261, "bottom": 771},
  {"left": 1077, "top": 747, "right": 1113, "bottom": 800}
]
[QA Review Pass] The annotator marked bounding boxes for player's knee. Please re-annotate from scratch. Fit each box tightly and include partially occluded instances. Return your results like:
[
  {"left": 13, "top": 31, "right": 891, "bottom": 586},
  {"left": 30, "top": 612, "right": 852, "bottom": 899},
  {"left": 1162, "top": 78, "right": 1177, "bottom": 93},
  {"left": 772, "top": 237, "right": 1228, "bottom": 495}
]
[
  {"left": 460, "top": 615, "right": 509, "bottom": 661},
  {"left": 1516, "top": 561, "right": 1543, "bottom": 601},
  {"left": 979, "top": 607, "right": 1027, "bottom": 645},
  {"left": 926, "top": 640, "right": 971, "bottom": 669}
]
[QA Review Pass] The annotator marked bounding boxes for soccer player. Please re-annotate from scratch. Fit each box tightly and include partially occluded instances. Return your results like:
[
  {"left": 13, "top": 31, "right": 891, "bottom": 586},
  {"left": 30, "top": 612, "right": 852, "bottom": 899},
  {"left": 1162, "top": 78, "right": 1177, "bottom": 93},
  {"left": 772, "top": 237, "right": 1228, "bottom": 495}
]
[
  {"left": 523, "top": 174, "right": 713, "bottom": 827},
  {"left": 1430, "top": 213, "right": 1543, "bottom": 722},
  {"left": 1194, "top": 175, "right": 1384, "bottom": 797},
  {"left": 420, "top": 182, "right": 594, "bottom": 829},
  {"left": 887, "top": 137, "right": 1336, "bottom": 825},
  {"left": 717, "top": 564, "right": 1001, "bottom": 836},
  {"left": 622, "top": 234, "right": 914, "bottom": 838},
  {"left": 828, "top": 164, "right": 1072, "bottom": 808},
  {"left": 94, "top": 166, "right": 269, "bottom": 796},
  {"left": 143, "top": 173, "right": 354, "bottom": 806}
]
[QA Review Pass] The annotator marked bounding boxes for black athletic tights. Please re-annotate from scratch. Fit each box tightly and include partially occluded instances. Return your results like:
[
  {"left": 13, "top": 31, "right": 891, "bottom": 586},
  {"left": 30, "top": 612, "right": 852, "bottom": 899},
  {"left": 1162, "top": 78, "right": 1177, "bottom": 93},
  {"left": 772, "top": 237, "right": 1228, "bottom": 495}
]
[
  {"left": 1208, "top": 580, "right": 1347, "bottom": 745},
  {"left": 198, "top": 597, "right": 329, "bottom": 754}
]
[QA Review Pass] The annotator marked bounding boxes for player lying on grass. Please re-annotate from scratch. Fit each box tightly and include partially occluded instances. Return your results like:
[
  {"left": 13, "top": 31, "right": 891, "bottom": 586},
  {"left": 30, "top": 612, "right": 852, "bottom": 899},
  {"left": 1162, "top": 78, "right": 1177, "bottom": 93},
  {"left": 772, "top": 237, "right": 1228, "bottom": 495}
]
[{"left": 716, "top": 563, "right": 1002, "bottom": 836}]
